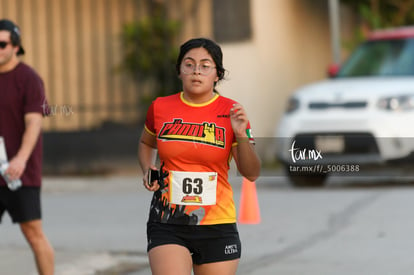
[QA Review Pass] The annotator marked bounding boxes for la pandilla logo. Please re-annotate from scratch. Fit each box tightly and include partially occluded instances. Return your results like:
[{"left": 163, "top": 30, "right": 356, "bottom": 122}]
[{"left": 159, "top": 119, "right": 225, "bottom": 148}]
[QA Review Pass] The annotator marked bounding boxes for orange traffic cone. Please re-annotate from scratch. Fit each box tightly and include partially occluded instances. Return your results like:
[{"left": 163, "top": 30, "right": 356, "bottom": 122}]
[{"left": 238, "top": 177, "right": 261, "bottom": 224}]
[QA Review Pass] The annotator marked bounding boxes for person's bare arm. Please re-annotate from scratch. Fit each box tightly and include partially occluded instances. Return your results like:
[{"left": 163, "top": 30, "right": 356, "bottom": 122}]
[
  {"left": 232, "top": 139, "right": 261, "bottom": 182},
  {"left": 6, "top": 112, "right": 43, "bottom": 180},
  {"left": 138, "top": 129, "right": 159, "bottom": 191},
  {"left": 230, "top": 104, "right": 261, "bottom": 181}
]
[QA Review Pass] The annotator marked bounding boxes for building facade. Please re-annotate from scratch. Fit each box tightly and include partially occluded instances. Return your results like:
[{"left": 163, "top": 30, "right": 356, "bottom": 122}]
[{"left": 0, "top": 0, "right": 355, "bottom": 164}]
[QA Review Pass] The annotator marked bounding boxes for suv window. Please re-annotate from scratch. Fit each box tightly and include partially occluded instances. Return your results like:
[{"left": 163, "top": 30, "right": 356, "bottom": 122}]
[{"left": 337, "top": 39, "right": 414, "bottom": 77}]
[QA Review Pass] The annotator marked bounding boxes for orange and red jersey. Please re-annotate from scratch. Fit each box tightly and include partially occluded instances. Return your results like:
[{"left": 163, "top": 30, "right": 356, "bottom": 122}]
[{"left": 144, "top": 92, "right": 254, "bottom": 225}]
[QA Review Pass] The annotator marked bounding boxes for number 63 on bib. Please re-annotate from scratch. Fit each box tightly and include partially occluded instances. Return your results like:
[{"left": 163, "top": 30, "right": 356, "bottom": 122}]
[{"left": 169, "top": 171, "right": 218, "bottom": 206}]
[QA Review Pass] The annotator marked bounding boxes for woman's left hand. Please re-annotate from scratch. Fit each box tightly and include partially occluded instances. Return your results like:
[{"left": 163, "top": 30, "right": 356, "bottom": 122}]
[{"left": 230, "top": 103, "right": 249, "bottom": 137}]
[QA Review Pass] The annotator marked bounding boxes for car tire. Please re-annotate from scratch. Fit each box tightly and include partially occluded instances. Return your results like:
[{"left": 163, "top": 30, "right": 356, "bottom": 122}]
[{"left": 284, "top": 165, "right": 328, "bottom": 187}]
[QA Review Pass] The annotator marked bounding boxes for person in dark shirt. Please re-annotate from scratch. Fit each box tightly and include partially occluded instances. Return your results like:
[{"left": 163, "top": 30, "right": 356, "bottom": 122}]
[{"left": 0, "top": 19, "right": 54, "bottom": 275}]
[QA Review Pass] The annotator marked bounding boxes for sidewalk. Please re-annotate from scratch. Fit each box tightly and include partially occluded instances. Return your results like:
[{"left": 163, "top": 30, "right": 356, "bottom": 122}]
[
  {"left": 1, "top": 175, "right": 153, "bottom": 275},
  {"left": 0, "top": 246, "right": 150, "bottom": 275}
]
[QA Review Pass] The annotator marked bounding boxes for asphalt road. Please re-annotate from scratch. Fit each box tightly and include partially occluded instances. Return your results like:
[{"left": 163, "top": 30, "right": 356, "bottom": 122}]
[{"left": 2, "top": 171, "right": 414, "bottom": 274}]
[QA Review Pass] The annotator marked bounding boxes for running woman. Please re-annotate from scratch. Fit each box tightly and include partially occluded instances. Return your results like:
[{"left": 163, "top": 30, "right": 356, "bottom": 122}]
[{"left": 138, "top": 37, "right": 260, "bottom": 275}]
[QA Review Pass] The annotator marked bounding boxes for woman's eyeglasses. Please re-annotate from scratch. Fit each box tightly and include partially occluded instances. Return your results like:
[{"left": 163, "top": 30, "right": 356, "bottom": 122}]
[
  {"left": 181, "top": 62, "right": 216, "bottom": 76},
  {"left": 0, "top": 41, "right": 11, "bottom": 49}
]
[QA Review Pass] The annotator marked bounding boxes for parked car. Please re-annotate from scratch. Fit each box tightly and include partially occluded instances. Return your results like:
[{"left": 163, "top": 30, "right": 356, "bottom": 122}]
[{"left": 276, "top": 26, "right": 414, "bottom": 187}]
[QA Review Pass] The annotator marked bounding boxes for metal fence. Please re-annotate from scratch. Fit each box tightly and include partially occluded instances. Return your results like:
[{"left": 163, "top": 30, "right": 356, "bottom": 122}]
[
  {"left": 0, "top": 0, "right": 148, "bottom": 131},
  {"left": 1, "top": 0, "right": 252, "bottom": 133}
]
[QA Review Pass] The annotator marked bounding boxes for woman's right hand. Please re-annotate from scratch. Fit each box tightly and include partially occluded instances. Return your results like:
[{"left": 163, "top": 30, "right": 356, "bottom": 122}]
[{"left": 143, "top": 166, "right": 160, "bottom": 191}]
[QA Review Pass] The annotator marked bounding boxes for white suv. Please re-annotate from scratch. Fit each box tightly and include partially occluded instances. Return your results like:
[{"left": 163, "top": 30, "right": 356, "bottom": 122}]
[{"left": 276, "top": 26, "right": 414, "bottom": 186}]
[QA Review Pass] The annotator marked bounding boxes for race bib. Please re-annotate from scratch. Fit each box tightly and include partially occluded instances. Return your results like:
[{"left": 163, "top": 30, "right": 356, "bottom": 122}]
[{"left": 169, "top": 171, "right": 218, "bottom": 206}]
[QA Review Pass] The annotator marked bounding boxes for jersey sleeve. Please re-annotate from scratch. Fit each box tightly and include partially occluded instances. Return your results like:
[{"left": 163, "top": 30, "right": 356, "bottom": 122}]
[
  {"left": 246, "top": 124, "right": 255, "bottom": 142},
  {"left": 23, "top": 72, "right": 48, "bottom": 116},
  {"left": 144, "top": 101, "right": 156, "bottom": 136}
]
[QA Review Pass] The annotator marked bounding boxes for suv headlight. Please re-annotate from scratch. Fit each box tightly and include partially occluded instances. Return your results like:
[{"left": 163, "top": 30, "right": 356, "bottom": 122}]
[
  {"left": 285, "top": 97, "right": 300, "bottom": 113},
  {"left": 377, "top": 95, "right": 414, "bottom": 111}
]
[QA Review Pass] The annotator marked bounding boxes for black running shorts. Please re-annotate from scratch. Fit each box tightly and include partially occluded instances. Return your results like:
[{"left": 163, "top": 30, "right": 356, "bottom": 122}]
[
  {"left": 147, "top": 221, "right": 242, "bottom": 264},
  {"left": 0, "top": 187, "right": 41, "bottom": 223}
]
